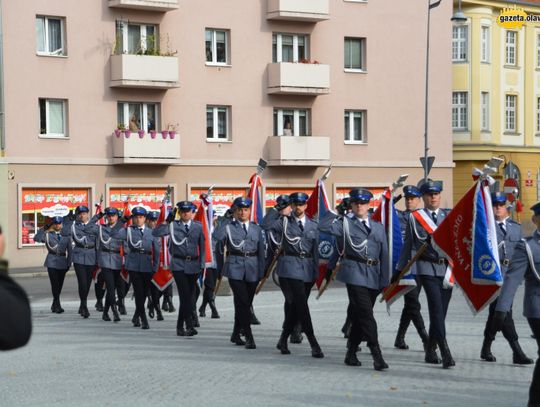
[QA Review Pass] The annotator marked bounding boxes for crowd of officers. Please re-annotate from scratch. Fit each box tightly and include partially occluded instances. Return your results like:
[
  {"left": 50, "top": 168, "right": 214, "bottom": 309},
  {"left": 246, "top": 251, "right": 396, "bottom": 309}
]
[{"left": 36, "top": 181, "right": 539, "bottom": 405}]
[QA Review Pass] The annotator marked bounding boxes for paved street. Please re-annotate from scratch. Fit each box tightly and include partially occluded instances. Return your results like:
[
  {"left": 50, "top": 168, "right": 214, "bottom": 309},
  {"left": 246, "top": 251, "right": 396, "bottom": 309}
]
[{"left": 2, "top": 276, "right": 536, "bottom": 407}]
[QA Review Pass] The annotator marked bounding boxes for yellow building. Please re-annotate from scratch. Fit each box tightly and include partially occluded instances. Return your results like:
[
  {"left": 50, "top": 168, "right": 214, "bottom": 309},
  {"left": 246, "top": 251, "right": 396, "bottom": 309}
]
[{"left": 453, "top": 0, "right": 540, "bottom": 227}]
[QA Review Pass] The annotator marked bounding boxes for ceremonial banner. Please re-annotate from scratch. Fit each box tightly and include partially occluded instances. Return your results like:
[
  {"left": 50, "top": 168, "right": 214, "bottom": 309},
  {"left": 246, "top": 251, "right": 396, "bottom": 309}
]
[
  {"left": 152, "top": 197, "right": 174, "bottom": 291},
  {"left": 432, "top": 180, "right": 503, "bottom": 314},
  {"left": 247, "top": 174, "right": 264, "bottom": 224},
  {"left": 92, "top": 201, "right": 105, "bottom": 283},
  {"left": 194, "top": 195, "right": 214, "bottom": 267},
  {"left": 120, "top": 201, "right": 131, "bottom": 284}
]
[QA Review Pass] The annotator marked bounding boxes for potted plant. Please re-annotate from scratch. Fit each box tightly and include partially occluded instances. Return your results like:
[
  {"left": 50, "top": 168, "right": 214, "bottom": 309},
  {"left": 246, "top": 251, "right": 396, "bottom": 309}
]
[
  {"left": 114, "top": 124, "right": 126, "bottom": 137},
  {"left": 124, "top": 130, "right": 131, "bottom": 138},
  {"left": 161, "top": 130, "right": 169, "bottom": 139},
  {"left": 149, "top": 130, "right": 157, "bottom": 139},
  {"left": 167, "top": 123, "right": 178, "bottom": 139},
  {"left": 138, "top": 129, "right": 145, "bottom": 138}
]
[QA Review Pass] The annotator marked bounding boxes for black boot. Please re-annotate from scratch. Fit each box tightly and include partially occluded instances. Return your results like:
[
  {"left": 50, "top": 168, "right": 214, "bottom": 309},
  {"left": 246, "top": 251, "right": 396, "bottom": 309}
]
[
  {"left": 244, "top": 327, "right": 256, "bottom": 349},
  {"left": 81, "top": 300, "right": 90, "bottom": 319},
  {"left": 425, "top": 337, "right": 441, "bottom": 364},
  {"left": 510, "top": 340, "right": 534, "bottom": 365},
  {"left": 177, "top": 319, "right": 186, "bottom": 336},
  {"left": 394, "top": 321, "right": 410, "bottom": 350},
  {"left": 341, "top": 319, "right": 351, "bottom": 338},
  {"left": 290, "top": 323, "right": 303, "bottom": 344},
  {"left": 117, "top": 298, "right": 127, "bottom": 315},
  {"left": 156, "top": 305, "right": 164, "bottom": 321},
  {"left": 230, "top": 323, "right": 245, "bottom": 346},
  {"left": 276, "top": 331, "right": 291, "bottom": 354},
  {"left": 147, "top": 298, "right": 155, "bottom": 319},
  {"left": 51, "top": 299, "right": 59, "bottom": 313},
  {"left": 369, "top": 344, "right": 389, "bottom": 371},
  {"left": 437, "top": 339, "right": 455, "bottom": 369},
  {"left": 111, "top": 305, "right": 121, "bottom": 322},
  {"left": 480, "top": 338, "right": 496, "bottom": 362},
  {"left": 78, "top": 304, "right": 83, "bottom": 315},
  {"left": 132, "top": 311, "right": 141, "bottom": 327},
  {"left": 344, "top": 346, "right": 362, "bottom": 366},
  {"left": 168, "top": 296, "right": 176, "bottom": 313},
  {"left": 102, "top": 304, "right": 111, "bottom": 321},
  {"left": 250, "top": 306, "right": 260, "bottom": 325},
  {"left": 55, "top": 300, "right": 65, "bottom": 314},
  {"left": 162, "top": 296, "right": 169, "bottom": 312},
  {"left": 209, "top": 300, "right": 220, "bottom": 319},
  {"left": 95, "top": 298, "right": 104, "bottom": 312},
  {"left": 199, "top": 299, "right": 208, "bottom": 317},
  {"left": 140, "top": 313, "right": 150, "bottom": 330},
  {"left": 192, "top": 310, "right": 200, "bottom": 328},
  {"left": 412, "top": 315, "right": 429, "bottom": 347},
  {"left": 307, "top": 335, "right": 324, "bottom": 359},
  {"left": 418, "top": 328, "right": 429, "bottom": 351}
]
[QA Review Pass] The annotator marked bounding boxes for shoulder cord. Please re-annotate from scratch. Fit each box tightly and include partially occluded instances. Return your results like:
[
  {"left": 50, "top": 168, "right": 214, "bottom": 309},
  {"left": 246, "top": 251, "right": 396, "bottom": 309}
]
[
  {"left": 522, "top": 239, "right": 540, "bottom": 283},
  {"left": 226, "top": 224, "right": 245, "bottom": 250},
  {"left": 268, "top": 230, "right": 282, "bottom": 247},
  {"left": 168, "top": 222, "right": 188, "bottom": 246},
  {"left": 71, "top": 222, "right": 87, "bottom": 244},
  {"left": 283, "top": 216, "right": 303, "bottom": 251},
  {"left": 342, "top": 217, "right": 368, "bottom": 255},
  {"left": 45, "top": 232, "right": 59, "bottom": 253},
  {"left": 99, "top": 224, "right": 112, "bottom": 246},
  {"left": 127, "top": 227, "right": 143, "bottom": 249},
  {"left": 410, "top": 212, "right": 429, "bottom": 242}
]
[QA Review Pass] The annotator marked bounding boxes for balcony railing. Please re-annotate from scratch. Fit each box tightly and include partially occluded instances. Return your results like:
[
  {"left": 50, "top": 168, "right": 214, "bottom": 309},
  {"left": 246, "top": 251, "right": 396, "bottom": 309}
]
[
  {"left": 267, "top": 0, "right": 329, "bottom": 22},
  {"left": 267, "top": 62, "right": 330, "bottom": 95},
  {"left": 265, "top": 136, "right": 330, "bottom": 166},
  {"left": 112, "top": 130, "right": 181, "bottom": 164},
  {"left": 108, "top": 0, "right": 178, "bottom": 12},
  {"left": 110, "top": 54, "right": 180, "bottom": 89}
]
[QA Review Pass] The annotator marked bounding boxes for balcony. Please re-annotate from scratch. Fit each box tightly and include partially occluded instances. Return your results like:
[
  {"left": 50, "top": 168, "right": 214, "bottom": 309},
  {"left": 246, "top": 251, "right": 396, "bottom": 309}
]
[
  {"left": 111, "top": 131, "right": 181, "bottom": 165},
  {"left": 267, "top": 62, "right": 330, "bottom": 95},
  {"left": 265, "top": 136, "right": 330, "bottom": 166},
  {"left": 108, "top": 0, "right": 178, "bottom": 12},
  {"left": 110, "top": 54, "right": 179, "bottom": 89},
  {"left": 267, "top": 0, "right": 329, "bottom": 22}
]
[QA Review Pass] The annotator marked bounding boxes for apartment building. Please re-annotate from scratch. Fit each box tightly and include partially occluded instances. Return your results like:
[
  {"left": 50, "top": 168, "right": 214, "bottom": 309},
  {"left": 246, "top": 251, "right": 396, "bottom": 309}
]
[{"left": 0, "top": 0, "right": 453, "bottom": 267}]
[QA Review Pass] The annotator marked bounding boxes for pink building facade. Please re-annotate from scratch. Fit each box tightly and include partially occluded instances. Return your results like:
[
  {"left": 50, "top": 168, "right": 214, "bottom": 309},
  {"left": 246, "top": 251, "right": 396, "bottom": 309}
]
[{"left": 0, "top": 0, "right": 453, "bottom": 267}]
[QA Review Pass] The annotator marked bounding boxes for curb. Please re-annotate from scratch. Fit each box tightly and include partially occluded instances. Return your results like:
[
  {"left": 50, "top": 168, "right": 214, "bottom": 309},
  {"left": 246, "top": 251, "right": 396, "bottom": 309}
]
[{"left": 11, "top": 270, "right": 76, "bottom": 279}]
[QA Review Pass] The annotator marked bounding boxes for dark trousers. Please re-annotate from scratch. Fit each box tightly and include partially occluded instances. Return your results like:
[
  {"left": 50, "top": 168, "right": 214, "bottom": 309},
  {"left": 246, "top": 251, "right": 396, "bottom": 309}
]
[
  {"left": 347, "top": 284, "right": 380, "bottom": 347},
  {"left": 47, "top": 268, "right": 68, "bottom": 301},
  {"left": 279, "top": 277, "right": 315, "bottom": 337},
  {"left": 484, "top": 299, "right": 518, "bottom": 342},
  {"left": 94, "top": 271, "right": 105, "bottom": 301},
  {"left": 399, "top": 276, "right": 424, "bottom": 327},
  {"left": 73, "top": 264, "right": 93, "bottom": 304},
  {"left": 229, "top": 279, "right": 257, "bottom": 330},
  {"left": 130, "top": 271, "right": 152, "bottom": 315},
  {"left": 173, "top": 271, "right": 198, "bottom": 329},
  {"left": 419, "top": 275, "right": 452, "bottom": 341},
  {"left": 101, "top": 268, "right": 121, "bottom": 308},
  {"left": 202, "top": 268, "right": 218, "bottom": 302},
  {"left": 528, "top": 318, "right": 540, "bottom": 406}
]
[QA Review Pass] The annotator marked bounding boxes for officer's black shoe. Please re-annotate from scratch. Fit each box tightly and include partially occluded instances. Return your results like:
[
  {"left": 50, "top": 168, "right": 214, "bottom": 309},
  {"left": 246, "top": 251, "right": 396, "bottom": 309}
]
[
  {"left": 394, "top": 323, "right": 409, "bottom": 350},
  {"left": 56, "top": 304, "right": 65, "bottom": 314},
  {"left": 192, "top": 311, "right": 200, "bottom": 328},
  {"left": 510, "top": 340, "right": 534, "bottom": 365},
  {"left": 250, "top": 306, "right": 260, "bottom": 325},
  {"left": 344, "top": 348, "right": 361, "bottom": 366},
  {"left": 140, "top": 315, "right": 150, "bottom": 330},
  {"left": 209, "top": 301, "right": 220, "bottom": 319},
  {"left": 369, "top": 344, "right": 389, "bottom": 371},
  {"left": 95, "top": 299, "right": 104, "bottom": 312},
  {"left": 177, "top": 327, "right": 186, "bottom": 336},
  {"left": 161, "top": 297, "right": 169, "bottom": 312},
  {"left": 480, "top": 338, "right": 496, "bottom": 362},
  {"left": 102, "top": 312, "right": 111, "bottom": 322},
  {"left": 117, "top": 299, "right": 127, "bottom": 315},
  {"left": 156, "top": 308, "right": 164, "bottom": 321},
  {"left": 51, "top": 300, "right": 59, "bottom": 313},
  {"left": 307, "top": 336, "right": 324, "bottom": 359},
  {"left": 78, "top": 305, "right": 83, "bottom": 315},
  {"left": 167, "top": 298, "right": 176, "bottom": 313},
  {"left": 244, "top": 331, "right": 256, "bottom": 350},
  {"left": 199, "top": 300, "right": 207, "bottom": 317},
  {"left": 290, "top": 324, "right": 303, "bottom": 344},
  {"left": 81, "top": 306, "right": 90, "bottom": 319},
  {"left": 276, "top": 332, "right": 291, "bottom": 354},
  {"left": 148, "top": 304, "right": 155, "bottom": 319},
  {"left": 425, "top": 338, "right": 442, "bottom": 364},
  {"left": 186, "top": 327, "right": 198, "bottom": 337},
  {"left": 111, "top": 305, "right": 121, "bottom": 322},
  {"left": 437, "top": 339, "right": 455, "bottom": 369},
  {"left": 132, "top": 312, "right": 141, "bottom": 327}
]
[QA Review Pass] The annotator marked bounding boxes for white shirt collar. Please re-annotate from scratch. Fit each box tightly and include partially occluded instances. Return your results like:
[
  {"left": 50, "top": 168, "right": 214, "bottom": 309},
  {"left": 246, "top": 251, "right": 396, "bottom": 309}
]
[
  {"left": 294, "top": 215, "right": 306, "bottom": 226},
  {"left": 182, "top": 220, "right": 192, "bottom": 227},
  {"left": 356, "top": 217, "right": 370, "bottom": 228},
  {"left": 496, "top": 217, "right": 509, "bottom": 226}
]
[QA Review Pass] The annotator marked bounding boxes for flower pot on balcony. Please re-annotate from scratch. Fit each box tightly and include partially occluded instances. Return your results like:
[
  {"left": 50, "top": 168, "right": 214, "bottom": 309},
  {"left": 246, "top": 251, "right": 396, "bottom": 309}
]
[
  {"left": 150, "top": 130, "right": 157, "bottom": 139},
  {"left": 124, "top": 130, "right": 131, "bottom": 138},
  {"left": 169, "top": 131, "right": 177, "bottom": 139},
  {"left": 161, "top": 131, "right": 168, "bottom": 139},
  {"left": 114, "top": 129, "right": 122, "bottom": 137},
  {"left": 138, "top": 130, "right": 145, "bottom": 139}
]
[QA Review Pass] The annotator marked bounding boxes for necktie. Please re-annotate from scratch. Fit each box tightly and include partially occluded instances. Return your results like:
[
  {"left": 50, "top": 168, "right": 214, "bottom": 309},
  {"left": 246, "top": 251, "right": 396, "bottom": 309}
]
[
  {"left": 498, "top": 222, "right": 506, "bottom": 236},
  {"left": 362, "top": 220, "right": 371, "bottom": 233},
  {"left": 298, "top": 220, "right": 304, "bottom": 232},
  {"left": 431, "top": 211, "right": 438, "bottom": 225},
  {"left": 242, "top": 223, "right": 247, "bottom": 234},
  {"left": 184, "top": 224, "right": 189, "bottom": 233}
]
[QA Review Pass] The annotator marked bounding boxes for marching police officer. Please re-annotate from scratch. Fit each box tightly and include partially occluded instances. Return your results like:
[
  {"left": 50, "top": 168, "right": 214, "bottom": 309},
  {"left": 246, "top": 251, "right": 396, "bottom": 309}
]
[
  {"left": 396, "top": 181, "right": 454, "bottom": 368},
  {"left": 145, "top": 211, "right": 164, "bottom": 321},
  {"left": 265, "top": 192, "right": 324, "bottom": 358},
  {"left": 34, "top": 216, "right": 72, "bottom": 313},
  {"left": 64, "top": 205, "right": 98, "bottom": 319},
  {"left": 481, "top": 192, "right": 533, "bottom": 364},
  {"left": 198, "top": 208, "right": 220, "bottom": 319},
  {"left": 152, "top": 201, "right": 206, "bottom": 337},
  {"left": 114, "top": 207, "right": 160, "bottom": 330},
  {"left": 494, "top": 202, "right": 540, "bottom": 407},
  {"left": 213, "top": 197, "right": 266, "bottom": 349},
  {"left": 320, "top": 189, "right": 390, "bottom": 370},
  {"left": 393, "top": 185, "right": 429, "bottom": 350}
]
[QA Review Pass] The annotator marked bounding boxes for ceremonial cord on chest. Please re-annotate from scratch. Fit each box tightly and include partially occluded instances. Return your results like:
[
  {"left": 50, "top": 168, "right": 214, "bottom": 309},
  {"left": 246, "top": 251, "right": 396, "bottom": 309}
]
[
  {"left": 45, "top": 232, "right": 59, "bottom": 253},
  {"left": 283, "top": 216, "right": 303, "bottom": 251},
  {"left": 127, "top": 227, "right": 143, "bottom": 249},
  {"left": 342, "top": 217, "right": 368, "bottom": 255},
  {"left": 99, "top": 224, "right": 112, "bottom": 246},
  {"left": 168, "top": 222, "right": 188, "bottom": 246},
  {"left": 226, "top": 224, "right": 245, "bottom": 250},
  {"left": 410, "top": 213, "right": 429, "bottom": 242},
  {"left": 71, "top": 222, "right": 87, "bottom": 244}
]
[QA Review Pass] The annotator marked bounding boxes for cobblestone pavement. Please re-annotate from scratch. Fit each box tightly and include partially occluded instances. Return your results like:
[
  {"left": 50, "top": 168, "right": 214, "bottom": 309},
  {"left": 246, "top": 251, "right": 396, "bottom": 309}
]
[{"left": 1, "top": 281, "right": 536, "bottom": 407}]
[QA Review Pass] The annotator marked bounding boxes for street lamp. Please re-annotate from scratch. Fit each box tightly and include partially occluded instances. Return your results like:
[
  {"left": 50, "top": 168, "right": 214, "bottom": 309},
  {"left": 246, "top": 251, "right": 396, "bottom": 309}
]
[{"left": 451, "top": 0, "right": 468, "bottom": 23}]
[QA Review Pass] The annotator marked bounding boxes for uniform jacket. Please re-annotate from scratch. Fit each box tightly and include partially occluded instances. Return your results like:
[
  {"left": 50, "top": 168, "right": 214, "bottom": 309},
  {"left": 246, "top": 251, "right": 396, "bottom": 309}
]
[
  {"left": 152, "top": 220, "right": 206, "bottom": 274},
  {"left": 114, "top": 225, "right": 160, "bottom": 273},
  {"left": 264, "top": 212, "right": 319, "bottom": 283},
  {"left": 495, "top": 218, "right": 522, "bottom": 275},
  {"left": 63, "top": 216, "right": 98, "bottom": 266},
  {"left": 396, "top": 208, "right": 451, "bottom": 278},
  {"left": 213, "top": 220, "right": 266, "bottom": 283},
  {"left": 496, "top": 230, "right": 540, "bottom": 318},
  {"left": 319, "top": 212, "right": 389, "bottom": 290},
  {"left": 34, "top": 228, "right": 72, "bottom": 270},
  {"left": 86, "top": 220, "right": 126, "bottom": 270}
]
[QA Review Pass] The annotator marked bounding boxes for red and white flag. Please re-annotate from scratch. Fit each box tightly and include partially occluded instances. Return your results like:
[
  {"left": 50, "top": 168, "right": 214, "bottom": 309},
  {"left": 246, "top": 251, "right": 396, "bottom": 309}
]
[
  {"left": 151, "top": 199, "right": 174, "bottom": 291},
  {"left": 120, "top": 201, "right": 131, "bottom": 284}
]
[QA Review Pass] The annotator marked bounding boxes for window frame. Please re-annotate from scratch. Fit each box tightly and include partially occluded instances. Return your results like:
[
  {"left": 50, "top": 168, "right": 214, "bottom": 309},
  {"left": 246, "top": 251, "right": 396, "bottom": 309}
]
[
  {"left": 344, "top": 110, "right": 367, "bottom": 144},
  {"left": 117, "top": 101, "right": 160, "bottom": 133},
  {"left": 344, "top": 37, "right": 366, "bottom": 71},
  {"left": 36, "top": 15, "right": 66, "bottom": 56},
  {"left": 452, "top": 25, "right": 468, "bottom": 62},
  {"left": 505, "top": 31, "right": 517, "bottom": 66},
  {"left": 505, "top": 94, "right": 517, "bottom": 133},
  {"left": 481, "top": 26, "right": 490, "bottom": 63},
  {"left": 115, "top": 21, "right": 158, "bottom": 55},
  {"left": 273, "top": 108, "right": 310, "bottom": 137},
  {"left": 452, "top": 92, "right": 468, "bottom": 131},
  {"left": 206, "top": 105, "right": 231, "bottom": 141},
  {"left": 205, "top": 28, "right": 230, "bottom": 65},
  {"left": 39, "top": 98, "right": 68, "bottom": 138},
  {"left": 481, "top": 92, "right": 490, "bottom": 131},
  {"left": 272, "top": 33, "right": 309, "bottom": 63}
]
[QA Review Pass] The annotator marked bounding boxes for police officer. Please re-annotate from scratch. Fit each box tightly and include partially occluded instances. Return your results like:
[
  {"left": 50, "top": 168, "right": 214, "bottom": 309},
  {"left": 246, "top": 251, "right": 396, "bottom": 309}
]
[
  {"left": 213, "top": 197, "right": 266, "bottom": 349},
  {"left": 320, "top": 189, "right": 390, "bottom": 370},
  {"left": 393, "top": 185, "right": 429, "bottom": 350},
  {"left": 114, "top": 207, "right": 160, "bottom": 330},
  {"left": 64, "top": 205, "right": 98, "bottom": 319},
  {"left": 396, "top": 181, "right": 454, "bottom": 368},
  {"left": 494, "top": 202, "right": 540, "bottom": 407},
  {"left": 481, "top": 193, "right": 533, "bottom": 364},
  {"left": 34, "top": 216, "right": 72, "bottom": 313},
  {"left": 265, "top": 192, "right": 324, "bottom": 358},
  {"left": 145, "top": 211, "right": 164, "bottom": 321},
  {"left": 198, "top": 211, "right": 220, "bottom": 319},
  {"left": 88, "top": 207, "right": 126, "bottom": 322},
  {"left": 153, "top": 201, "right": 206, "bottom": 337}
]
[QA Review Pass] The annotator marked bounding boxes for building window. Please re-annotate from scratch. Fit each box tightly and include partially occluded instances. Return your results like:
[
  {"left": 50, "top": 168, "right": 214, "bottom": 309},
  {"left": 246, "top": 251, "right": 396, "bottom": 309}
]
[
  {"left": 452, "top": 92, "right": 468, "bottom": 130},
  {"left": 452, "top": 25, "right": 468, "bottom": 62},
  {"left": 115, "top": 21, "right": 157, "bottom": 55},
  {"left": 536, "top": 97, "right": 540, "bottom": 133},
  {"left": 481, "top": 92, "right": 490, "bottom": 131},
  {"left": 39, "top": 99, "right": 67, "bottom": 137},
  {"left": 344, "top": 110, "right": 366, "bottom": 143},
  {"left": 272, "top": 33, "right": 308, "bottom": 63},
  {"left": 505, "top": 95, "right": 517, "bottom": 132},
  {"left": 505, "top": 31, "right": 517, "bottom": 66},
  {"left": 205, "top": 29, "right": 229, "bottom": 64},
  {"left": 206, "top": 106, "right": 230, "bottom": 140},
  {"left": 273, "top": 109, "right": 309, "bottom": 137},
  {"left": 117, "top": 102, "right": 159, "bottom": 132},
  {"left": 36, "top": 16, "right": 66, "bottom": 56},
  {"left": 344, "top": 37, "right": 365, "bottom": 70},
  {"left": 481, "top": 26, "right": 490, "bottom": 63}
]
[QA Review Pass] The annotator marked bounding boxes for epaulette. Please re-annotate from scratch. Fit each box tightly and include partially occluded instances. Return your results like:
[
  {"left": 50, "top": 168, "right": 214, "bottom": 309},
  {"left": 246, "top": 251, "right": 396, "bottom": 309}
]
[{"left": 507, "top": 218, "right": 519, "bottom": 225}]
